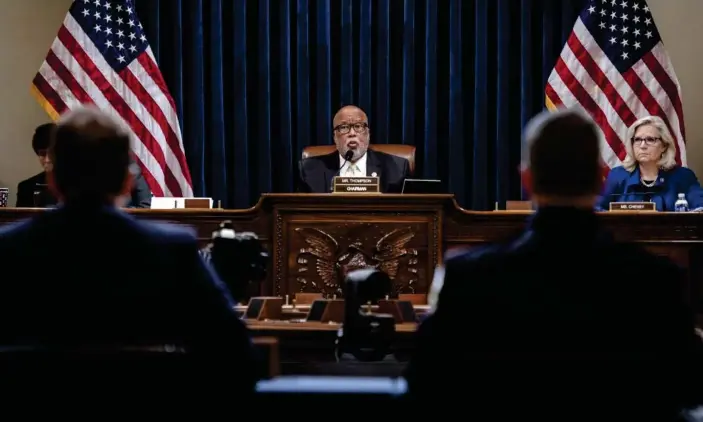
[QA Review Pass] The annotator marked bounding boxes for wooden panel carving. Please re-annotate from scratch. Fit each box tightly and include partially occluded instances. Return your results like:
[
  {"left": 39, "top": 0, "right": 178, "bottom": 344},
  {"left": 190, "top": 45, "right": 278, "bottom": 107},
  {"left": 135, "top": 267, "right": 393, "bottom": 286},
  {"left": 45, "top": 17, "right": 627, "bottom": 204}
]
[{"left": 280, "top": 217, "right": 432, "bottom": 297}]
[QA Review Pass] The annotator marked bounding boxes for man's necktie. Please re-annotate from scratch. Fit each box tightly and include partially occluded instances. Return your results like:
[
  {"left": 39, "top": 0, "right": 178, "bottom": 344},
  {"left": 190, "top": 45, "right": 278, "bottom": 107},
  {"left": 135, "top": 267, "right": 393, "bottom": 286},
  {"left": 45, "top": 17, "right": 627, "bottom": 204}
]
[{"left": 346, "top": 164, "right": 359, "bottom": 176}]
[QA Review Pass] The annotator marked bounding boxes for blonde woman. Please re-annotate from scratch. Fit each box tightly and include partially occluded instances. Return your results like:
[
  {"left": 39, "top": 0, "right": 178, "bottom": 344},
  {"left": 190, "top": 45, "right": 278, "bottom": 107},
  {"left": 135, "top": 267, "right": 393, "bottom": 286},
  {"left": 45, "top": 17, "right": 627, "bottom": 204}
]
[{"left": 598, "top": 116, "right": 703, "bottom": 211}]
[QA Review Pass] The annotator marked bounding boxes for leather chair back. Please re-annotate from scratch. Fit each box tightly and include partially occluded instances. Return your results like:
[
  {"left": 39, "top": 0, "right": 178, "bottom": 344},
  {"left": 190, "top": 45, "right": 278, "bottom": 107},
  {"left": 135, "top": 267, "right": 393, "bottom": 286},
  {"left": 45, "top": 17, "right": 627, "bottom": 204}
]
[{"left": 301, "top": 145, "right": 416, "bottom": 176}]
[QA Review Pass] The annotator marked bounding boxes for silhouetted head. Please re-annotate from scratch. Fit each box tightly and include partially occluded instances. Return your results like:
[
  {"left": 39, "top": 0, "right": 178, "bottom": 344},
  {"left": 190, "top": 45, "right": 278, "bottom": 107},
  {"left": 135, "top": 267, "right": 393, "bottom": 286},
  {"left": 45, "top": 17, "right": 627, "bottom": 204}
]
[
  {"left": 520, "top": 109, "right": 603, "bottom": 208},
  {"left": 344, "top": 267, "right": 393, "bottom": 304},
  {"left": 49, "top": 106, "right": 134, "bottom": 206}
]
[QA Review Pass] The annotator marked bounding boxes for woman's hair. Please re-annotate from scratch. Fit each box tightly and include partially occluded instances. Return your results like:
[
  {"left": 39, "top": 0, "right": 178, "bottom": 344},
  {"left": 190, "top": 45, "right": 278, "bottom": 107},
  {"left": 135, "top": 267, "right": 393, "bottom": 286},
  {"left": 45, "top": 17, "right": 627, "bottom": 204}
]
[{"left": 622, "top": 115, "right": 677, "bottom": 172}]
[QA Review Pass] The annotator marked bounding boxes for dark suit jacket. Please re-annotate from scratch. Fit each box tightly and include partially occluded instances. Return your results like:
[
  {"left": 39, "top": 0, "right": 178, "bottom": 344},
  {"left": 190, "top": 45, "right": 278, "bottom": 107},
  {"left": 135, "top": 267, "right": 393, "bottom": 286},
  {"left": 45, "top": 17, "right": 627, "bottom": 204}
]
[
  {"left": 298, "top": 149, "right": 410, "bottom": 193},
  {"left": 0, "top": 204, "right": 257, "bottom": 392},
  {"left": 15, "top": 165, "right": 152, "bottom": 208},
  {"left": 597, "top": 165, "right": 703, "bottom": 211},
  {"left": 405, "top": 207, "right": 703, "bottom": 416}
]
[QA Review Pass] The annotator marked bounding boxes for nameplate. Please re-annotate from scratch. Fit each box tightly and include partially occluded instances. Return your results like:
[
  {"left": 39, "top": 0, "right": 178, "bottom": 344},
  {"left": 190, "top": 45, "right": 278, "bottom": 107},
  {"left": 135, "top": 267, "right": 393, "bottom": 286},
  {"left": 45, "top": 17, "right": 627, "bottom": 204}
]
[
  {"left": 332, "top": 176, "right": 380, "bottom": 194},
  {"left": 609, "top": 202, "right": 656, "bottom": 211},
  {"left": 150, "top": 197, "right": 213, "bottom": 209}
]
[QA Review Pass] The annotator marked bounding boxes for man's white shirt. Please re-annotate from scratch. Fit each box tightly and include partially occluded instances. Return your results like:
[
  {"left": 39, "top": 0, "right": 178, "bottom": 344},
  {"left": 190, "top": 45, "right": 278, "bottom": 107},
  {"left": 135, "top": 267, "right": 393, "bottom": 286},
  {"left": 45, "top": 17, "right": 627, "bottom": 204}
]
[{"left": 339, "top": 151, "right": 367, "bottom": 177}]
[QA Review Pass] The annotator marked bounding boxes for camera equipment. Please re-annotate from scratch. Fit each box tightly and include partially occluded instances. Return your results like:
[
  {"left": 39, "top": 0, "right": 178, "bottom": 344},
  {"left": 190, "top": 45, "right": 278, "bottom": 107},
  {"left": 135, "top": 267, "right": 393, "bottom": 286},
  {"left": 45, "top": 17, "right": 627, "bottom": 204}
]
[
  {"left": 335, "top": 268, "right": 396, "bottom": 362},
  {"left": 201, "top": 220, "right": 268, "bottom": 303}
]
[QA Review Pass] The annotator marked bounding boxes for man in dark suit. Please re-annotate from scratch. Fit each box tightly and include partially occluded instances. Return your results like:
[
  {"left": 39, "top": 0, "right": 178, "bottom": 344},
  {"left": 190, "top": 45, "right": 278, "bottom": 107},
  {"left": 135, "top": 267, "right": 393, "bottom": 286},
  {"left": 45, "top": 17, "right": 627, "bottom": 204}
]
[
  {"left": 299, "top": 105, "right": 410, "bottom": 193},
  {"left": 0, "top": 107, "right": 257, "bottom": 395},
  {"left": 16, "top": 122, "right": 152, "bottom": 208},
  {"left": 404, "top": 109, "right": 703, "bottom": 417}
]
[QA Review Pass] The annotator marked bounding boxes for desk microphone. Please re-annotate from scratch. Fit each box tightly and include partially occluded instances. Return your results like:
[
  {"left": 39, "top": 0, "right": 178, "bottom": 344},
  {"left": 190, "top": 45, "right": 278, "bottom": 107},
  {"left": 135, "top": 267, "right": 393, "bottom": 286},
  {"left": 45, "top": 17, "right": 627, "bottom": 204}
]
[
  {"left": 338, "top": 150, "right": 354, "bottom": 175},
  {"left": 607, "top": 191, "right": 660, "bottom": 198},
  {"left": 33, "top": 183, "right": 50, "bottom": 207},
  {"left": 330, "top": 150, "right": 355, "bottom": 191},
  {"left": 608, "top": 183, "right": 662, "bottom": 197}
]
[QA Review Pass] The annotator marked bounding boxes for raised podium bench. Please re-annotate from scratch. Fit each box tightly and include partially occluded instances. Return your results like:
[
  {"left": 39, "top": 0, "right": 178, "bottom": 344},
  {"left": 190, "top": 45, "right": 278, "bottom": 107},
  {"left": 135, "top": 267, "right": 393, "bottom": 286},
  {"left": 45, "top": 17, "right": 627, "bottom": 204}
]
[
  {"left": 1, "top": 194, "right": 702, "bottom": 304},
  {"left": 2, "top": 194, "right": 703, "bottom": 373}
]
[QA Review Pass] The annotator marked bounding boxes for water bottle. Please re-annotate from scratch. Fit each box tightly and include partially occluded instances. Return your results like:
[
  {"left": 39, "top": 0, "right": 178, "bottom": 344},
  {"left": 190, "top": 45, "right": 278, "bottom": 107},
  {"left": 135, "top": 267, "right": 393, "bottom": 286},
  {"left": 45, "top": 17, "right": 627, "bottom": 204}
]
[{"left": 675, "top": 193, "right": 689, "bottom": 212}]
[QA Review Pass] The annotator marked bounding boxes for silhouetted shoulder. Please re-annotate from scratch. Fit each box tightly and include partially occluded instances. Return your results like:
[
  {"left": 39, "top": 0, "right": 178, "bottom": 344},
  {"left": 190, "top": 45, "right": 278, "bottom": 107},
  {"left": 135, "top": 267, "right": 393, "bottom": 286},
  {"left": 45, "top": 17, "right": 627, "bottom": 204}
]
[
  {"left": 134, "top": 219, "right": 199, "bottom": 246},
  {"left": 0, "top": 205, "right": 63, "bottom": 240},
  {"left": 443, "top": 233, "right": 526, "bottom": 268},
  {"left": 607, "top": 240, "right": 683, "bottom": 276},
  {"left": 444, "top": 244, "right": 498, "bottom": 265},
  {"left": 0, "top": 218, "right": 31, "bottom": 239},
  {"left": 440, "top": 242, "right": 515, "bottom": 290}
]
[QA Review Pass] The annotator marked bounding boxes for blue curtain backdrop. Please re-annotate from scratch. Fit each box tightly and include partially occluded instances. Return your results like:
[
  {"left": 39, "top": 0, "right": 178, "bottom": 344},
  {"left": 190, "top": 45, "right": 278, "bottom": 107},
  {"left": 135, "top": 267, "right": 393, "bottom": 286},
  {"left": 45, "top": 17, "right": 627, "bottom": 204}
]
[{"left": 135, "top": 0, "right": 587, "bottom": 209}]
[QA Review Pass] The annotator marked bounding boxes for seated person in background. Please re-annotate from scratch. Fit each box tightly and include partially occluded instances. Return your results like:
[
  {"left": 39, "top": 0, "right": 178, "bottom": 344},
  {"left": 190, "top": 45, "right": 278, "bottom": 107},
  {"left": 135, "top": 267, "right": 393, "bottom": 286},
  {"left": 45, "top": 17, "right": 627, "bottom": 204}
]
[
  {"left": 0, "top": 106, "right": 257, "bottom": 394},
  {"left": 299, "top": 105, "right": 410, "bottom": 193},
  {"left": 597, "top": 115, "right": 703, "bottom": 211},
  {"left": 404, "top": 109, "right": 703, "bottom": 417},
  {"left": 15, "top": 123, "right": 53, "bottom": 207},
  {"left": 16, "top": 122, "right": 152, "bottom": 208}
]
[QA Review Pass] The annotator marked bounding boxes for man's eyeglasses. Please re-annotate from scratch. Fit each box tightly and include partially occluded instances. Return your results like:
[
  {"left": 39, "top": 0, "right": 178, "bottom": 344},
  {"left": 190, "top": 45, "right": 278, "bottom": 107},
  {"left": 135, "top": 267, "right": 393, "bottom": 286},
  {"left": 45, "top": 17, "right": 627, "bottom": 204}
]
[
  {"left": 334, "top": 123, "right": 368, "bottom": 134},
  {"left": 632, "top": 136, "right": 661, "bottom": 146}
]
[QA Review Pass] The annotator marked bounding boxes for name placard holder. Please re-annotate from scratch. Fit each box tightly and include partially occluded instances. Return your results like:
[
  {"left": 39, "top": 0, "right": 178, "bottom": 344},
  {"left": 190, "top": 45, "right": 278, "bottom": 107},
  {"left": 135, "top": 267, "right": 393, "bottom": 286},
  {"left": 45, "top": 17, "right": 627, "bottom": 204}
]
[
  {"left": 332, "top": 176, "right": 380, "bottom": 194},
  {"left": 245, "top": 297, "right": 284, "bottom": 321},
  {"left": 609, "top": 202, "right": 657, "bottom": 212}
]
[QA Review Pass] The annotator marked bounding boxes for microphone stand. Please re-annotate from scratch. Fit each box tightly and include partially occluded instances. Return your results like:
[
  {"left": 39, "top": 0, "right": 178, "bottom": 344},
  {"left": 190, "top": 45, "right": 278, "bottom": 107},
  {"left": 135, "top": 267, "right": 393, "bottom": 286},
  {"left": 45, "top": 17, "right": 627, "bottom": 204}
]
[{"left": 330, "top": 150, "right": 355, "bottom": 192}]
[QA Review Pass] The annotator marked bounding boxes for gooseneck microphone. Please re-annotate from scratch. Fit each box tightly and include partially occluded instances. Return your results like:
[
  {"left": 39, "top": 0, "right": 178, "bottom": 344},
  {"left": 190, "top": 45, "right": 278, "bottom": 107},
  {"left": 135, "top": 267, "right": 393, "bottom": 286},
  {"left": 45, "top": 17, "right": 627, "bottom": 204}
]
[
  {"left": 608, "top": 191, "right": 661, "bottom": 199},
  {"left": 609, "top": 183, "right": 662, "bottom": 201},
  {"left": 329, "top": 150, "right": 355, "bottom": 191},
  {"left": 33, "top": 183, "right": 50, "bottom": 207},
  {"left": 337, "top": 150, "right": 354, "bottom": 176},
  {"left": 606, "top": 187, "right": 663, "bottom": 209}
]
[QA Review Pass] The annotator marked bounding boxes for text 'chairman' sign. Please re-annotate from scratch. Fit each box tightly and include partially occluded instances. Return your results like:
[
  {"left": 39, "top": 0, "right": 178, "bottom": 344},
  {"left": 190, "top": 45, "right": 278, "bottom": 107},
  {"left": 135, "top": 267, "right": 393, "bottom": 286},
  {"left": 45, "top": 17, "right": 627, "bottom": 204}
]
[{"left": 332, "top": 176, "right": 380, "bottom": 194}]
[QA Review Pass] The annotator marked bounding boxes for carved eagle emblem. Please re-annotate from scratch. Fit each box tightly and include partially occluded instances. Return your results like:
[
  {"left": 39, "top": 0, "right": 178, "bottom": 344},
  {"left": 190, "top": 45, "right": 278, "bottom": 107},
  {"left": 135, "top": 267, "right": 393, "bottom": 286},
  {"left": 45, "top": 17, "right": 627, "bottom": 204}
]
[{"left": 294, "top": 227, "right": 417, "bottom": 296}]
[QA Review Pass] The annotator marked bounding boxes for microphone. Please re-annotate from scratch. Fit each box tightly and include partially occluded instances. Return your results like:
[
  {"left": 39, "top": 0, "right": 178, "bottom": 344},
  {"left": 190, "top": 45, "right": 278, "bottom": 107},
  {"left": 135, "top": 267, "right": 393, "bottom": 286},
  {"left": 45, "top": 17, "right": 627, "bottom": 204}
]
[
  {"left": 337, "top": 150, "right": 354, "bottom": 176},
  {"left": 33, "top": 183, "right": 50, "bottom": 207},
  {"left": 608, "top": 182, "right": 662, "bottom": 198},
  {"left": 330, "top": 150, "right": 355, "bottom": 191},
  {"left": 607, "top": 191, "right": 661, "bottom": 198}
]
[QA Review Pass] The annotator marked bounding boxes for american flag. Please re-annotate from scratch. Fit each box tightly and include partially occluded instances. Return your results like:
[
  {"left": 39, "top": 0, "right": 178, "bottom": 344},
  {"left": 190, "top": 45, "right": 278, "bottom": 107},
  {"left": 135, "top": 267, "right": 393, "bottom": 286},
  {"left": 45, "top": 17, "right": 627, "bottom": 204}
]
[
  {"left": 30, "top": 0, "right": 193, "bottom": 197},
  {"left": 546, "top": 0, "right": 686, "bottom": 170}
]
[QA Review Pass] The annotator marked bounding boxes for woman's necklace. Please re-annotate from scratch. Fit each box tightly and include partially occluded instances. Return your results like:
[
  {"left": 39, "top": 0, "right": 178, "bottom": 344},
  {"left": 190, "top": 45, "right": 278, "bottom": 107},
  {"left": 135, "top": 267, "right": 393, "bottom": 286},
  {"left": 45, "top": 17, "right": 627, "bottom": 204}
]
[
  {"left": 641, "top": 178, "right": 656, "bottom": 187},
  {"left": 641, "top": 169, "right": 658, "bottom": 187}
]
